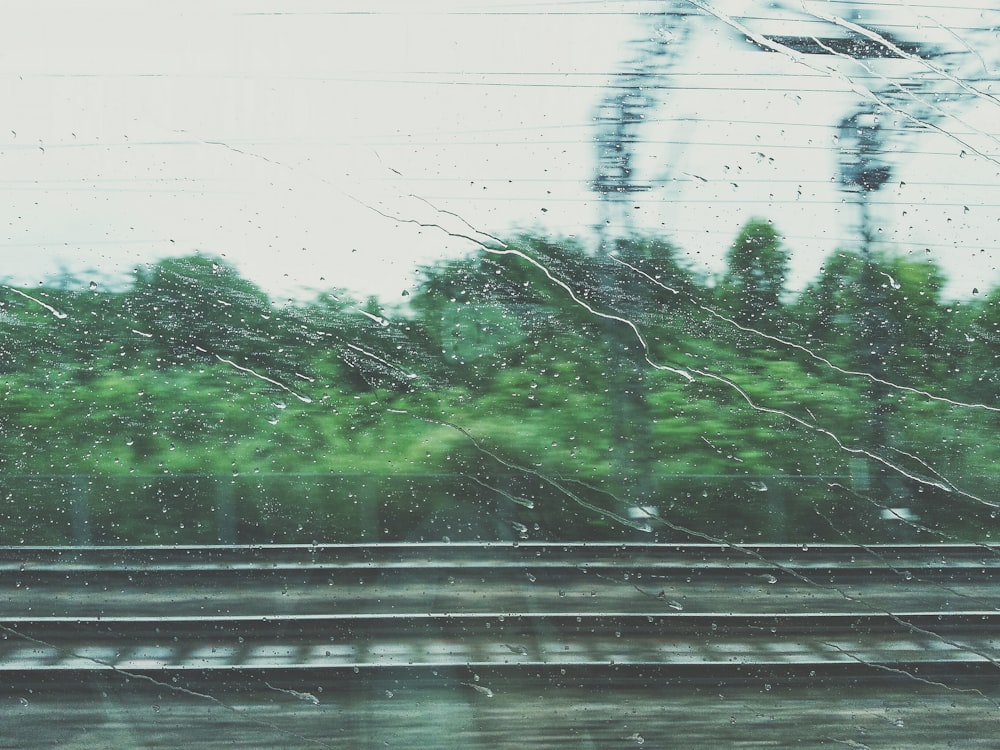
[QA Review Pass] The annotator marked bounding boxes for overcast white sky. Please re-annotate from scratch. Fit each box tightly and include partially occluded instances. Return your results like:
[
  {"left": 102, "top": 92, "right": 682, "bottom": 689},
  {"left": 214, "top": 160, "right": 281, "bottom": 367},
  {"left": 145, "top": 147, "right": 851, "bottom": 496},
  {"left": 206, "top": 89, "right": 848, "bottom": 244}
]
[{"left": 1, "top": 0, "right": 998, "bottom": 303}]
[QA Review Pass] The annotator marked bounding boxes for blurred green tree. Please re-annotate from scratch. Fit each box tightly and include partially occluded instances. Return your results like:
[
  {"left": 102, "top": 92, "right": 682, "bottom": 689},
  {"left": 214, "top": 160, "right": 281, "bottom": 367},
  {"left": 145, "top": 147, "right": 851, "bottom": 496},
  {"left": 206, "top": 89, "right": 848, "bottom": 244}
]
[{"left": 716, "top": 219, "right": 789, "bottom": 333}]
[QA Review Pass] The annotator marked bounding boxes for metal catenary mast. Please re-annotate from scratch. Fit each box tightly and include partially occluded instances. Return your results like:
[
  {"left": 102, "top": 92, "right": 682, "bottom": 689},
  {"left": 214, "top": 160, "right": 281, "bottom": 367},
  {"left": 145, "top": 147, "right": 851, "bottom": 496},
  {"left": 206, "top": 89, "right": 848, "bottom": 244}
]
[
  {"left": 592, "top": 7, "right": 697, "bottom": 248},
  {"left": 739, "top": 2, "right": 999, "bottom": 532}
]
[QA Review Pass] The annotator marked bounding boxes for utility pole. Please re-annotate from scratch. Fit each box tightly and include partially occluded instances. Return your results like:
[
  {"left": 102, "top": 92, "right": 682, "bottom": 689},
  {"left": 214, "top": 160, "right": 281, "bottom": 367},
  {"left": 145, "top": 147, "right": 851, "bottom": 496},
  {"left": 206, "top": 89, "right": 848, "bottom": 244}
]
[
  {"left": 742, "top": 3, "right": 998, "bottom": 535},
  {"left": 750, "top": 21, "right": 931, "bottom": 529},
  {"left": 593, "top": 9, "right": 694, "bottom": 247},
  {"left": 591, "top": 8, "right": 695, "bottom": 524},
  {"left": 837, "top": 107, "right": 897, "bottom": 519}
]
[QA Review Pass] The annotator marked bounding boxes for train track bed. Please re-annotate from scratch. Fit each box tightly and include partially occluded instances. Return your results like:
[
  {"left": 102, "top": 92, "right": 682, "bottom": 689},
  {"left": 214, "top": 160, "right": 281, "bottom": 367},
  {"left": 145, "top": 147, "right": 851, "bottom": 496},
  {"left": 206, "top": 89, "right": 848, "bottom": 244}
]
[{"left": 3, "top": 545, "right": 999, "bottom": 747}]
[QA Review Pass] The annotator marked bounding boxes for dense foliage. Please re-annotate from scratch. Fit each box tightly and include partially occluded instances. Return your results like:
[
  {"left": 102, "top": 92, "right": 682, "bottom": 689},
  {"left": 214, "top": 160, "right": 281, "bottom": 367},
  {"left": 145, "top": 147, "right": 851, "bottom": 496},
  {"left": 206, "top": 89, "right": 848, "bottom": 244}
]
[{"left": 2, "top": 221, "right": 996, "bottom": 544}]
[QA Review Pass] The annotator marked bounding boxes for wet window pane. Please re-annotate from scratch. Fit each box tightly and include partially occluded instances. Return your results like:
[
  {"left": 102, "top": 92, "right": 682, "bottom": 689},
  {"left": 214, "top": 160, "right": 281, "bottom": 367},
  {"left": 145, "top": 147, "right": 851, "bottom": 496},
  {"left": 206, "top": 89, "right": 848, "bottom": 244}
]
[{"left": 2, "top": 1, "right": 999, "bottom": 746}]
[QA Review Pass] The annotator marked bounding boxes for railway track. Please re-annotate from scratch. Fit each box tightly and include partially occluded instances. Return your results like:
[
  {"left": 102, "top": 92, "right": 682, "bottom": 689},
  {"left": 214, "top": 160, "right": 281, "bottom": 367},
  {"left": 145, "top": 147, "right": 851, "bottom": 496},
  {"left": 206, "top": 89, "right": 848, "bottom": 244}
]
[
  {"left": 2, "top": 544, "right": 999, "bottom": 748},
  {"left": 2, "top": 612, "right": 998, "bottom": 676},
  {"left": 2, "top": 544, "right": 998, "bottom": 678},
  {"left": 3, "top": 543, "right": 999, "bottom": 619}
]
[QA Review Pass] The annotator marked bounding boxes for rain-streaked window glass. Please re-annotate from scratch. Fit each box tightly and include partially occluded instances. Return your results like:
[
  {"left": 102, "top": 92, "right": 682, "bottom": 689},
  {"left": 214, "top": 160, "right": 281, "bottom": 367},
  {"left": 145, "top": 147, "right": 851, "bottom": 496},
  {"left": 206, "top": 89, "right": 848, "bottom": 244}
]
[{"left": 2, "top": 2, "right": 999, "bottom": 747}]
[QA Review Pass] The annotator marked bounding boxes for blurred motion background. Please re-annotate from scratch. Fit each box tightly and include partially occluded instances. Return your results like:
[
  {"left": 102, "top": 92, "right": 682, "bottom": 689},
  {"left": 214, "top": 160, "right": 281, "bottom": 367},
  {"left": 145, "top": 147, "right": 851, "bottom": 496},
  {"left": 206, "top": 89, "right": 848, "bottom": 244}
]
[{"left": 2, "top": 0, "right": 998, "bottom": 545}]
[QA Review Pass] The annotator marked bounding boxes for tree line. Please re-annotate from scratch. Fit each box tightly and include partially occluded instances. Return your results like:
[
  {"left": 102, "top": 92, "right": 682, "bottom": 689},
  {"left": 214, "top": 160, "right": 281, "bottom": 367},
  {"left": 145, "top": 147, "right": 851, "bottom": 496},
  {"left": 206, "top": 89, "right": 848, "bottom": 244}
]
[{"left": 1, "top": 220, "right": 997, "bottom": 544}]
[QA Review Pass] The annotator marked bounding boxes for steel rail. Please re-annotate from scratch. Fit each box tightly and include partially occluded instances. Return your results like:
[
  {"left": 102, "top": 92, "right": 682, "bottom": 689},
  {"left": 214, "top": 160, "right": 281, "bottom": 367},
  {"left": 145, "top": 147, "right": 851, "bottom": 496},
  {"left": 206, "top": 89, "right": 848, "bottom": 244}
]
[{"left": 3, "top": 543, "right": 999, "bottom": 573}]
